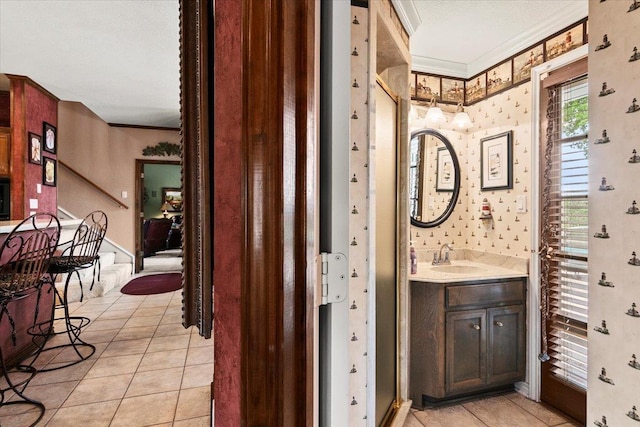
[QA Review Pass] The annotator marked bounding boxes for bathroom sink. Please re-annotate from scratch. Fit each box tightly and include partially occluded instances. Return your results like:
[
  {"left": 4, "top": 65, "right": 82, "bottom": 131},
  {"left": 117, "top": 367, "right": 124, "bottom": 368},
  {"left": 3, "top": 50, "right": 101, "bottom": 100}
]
[{"left": 431, "top": 265, "right": 488, "bottom": 274}]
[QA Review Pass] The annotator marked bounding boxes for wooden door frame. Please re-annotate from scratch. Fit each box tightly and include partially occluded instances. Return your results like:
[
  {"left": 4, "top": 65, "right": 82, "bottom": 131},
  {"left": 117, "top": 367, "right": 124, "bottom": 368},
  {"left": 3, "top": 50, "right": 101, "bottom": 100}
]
[
  {"left": 134, "top": 159, "right": 181, "bottom": 273},
  {"left": 181, "top": 0, "right": 317, "bottom": 425}
]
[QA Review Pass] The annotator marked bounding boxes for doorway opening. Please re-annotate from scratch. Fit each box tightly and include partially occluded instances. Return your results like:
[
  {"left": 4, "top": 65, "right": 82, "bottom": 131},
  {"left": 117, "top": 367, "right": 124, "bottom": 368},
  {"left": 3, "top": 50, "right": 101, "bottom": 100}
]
[{"left": 135, "top": 159, "right": 182, "bottom": 273}]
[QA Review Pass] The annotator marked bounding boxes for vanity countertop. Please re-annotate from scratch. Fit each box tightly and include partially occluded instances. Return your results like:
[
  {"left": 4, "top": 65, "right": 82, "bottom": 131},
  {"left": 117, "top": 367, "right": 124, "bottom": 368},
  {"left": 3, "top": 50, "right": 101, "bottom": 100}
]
[{"left": 410, "top": 259, "right": 528, "bottom": 283}]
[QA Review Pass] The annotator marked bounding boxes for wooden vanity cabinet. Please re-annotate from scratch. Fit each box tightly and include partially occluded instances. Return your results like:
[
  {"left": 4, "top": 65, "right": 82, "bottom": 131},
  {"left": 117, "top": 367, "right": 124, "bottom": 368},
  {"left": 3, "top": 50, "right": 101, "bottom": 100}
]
[{"left": 410, "top": 278, "right": 526, "bottom": 406}]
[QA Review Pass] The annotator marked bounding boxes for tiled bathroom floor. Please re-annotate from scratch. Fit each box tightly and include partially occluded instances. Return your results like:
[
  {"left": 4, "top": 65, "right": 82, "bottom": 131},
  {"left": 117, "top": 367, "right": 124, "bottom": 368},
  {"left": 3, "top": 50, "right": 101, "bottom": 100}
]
[
  {"left": 404, "top": 392, "right": 581, "bottom": 427},
  {"left": 0, "top": 283, "right": 212, "bottom": 426}
]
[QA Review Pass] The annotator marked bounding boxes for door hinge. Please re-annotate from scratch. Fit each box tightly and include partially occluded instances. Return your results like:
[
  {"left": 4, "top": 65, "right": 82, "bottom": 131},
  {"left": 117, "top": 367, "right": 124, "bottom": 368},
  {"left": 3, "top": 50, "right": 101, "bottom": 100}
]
[{"left": 320, "top": 252, "right": 348, "bottom": 305}]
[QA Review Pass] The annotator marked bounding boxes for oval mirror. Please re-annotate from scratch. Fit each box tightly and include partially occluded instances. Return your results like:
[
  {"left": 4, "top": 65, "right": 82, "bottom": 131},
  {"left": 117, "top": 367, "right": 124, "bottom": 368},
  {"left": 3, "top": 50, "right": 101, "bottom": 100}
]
[{"left": 409, "top": 129, "right": 460, "bottom": 228}]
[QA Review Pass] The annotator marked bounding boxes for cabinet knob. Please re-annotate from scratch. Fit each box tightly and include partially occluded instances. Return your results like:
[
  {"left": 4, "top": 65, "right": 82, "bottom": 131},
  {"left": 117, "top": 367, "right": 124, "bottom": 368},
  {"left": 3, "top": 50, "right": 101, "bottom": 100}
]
[
  {"left": 495, "top": 321, "right": 504, "bottom": 327},
  {"left": 472, "top": 324, "right": 481, "bottom": 330}
]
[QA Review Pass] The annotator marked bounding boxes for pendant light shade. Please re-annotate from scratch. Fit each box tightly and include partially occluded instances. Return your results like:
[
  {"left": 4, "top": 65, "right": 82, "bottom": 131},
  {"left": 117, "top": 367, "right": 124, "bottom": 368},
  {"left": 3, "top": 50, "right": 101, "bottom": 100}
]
[
  {"left": 425, "top": 97, "right": 446, "bottom": 123},
  {"left": 452, "top": 102, "right": 472, "bottom": 129}
]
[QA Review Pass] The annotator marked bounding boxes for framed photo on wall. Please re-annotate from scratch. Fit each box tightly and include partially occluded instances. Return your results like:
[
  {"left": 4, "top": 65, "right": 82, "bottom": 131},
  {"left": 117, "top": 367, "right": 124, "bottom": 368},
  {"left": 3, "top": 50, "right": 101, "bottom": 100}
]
[
  {"left": 466, "top": 73, "right": 486, "bottom": 104},
  {"left": 545, "top": 22, "right": 584, "bottom": 61},
  {"left": 43, "top": 122, "right": 57, "bottom": 154},
  {"left": 436, "top": 146, "right": 454, "bottom": 192},
  {"left": 162, "top": 187, "right": 183, "bottom": 212},
  {"left": 481, "top": 131, "right": 513, "bottom": 191},
  {"left": 43, "top": 156, "right": 57, "bottom": 187},
  {"left": 28, "top": 132, "right": 42, "bottom": 165}
]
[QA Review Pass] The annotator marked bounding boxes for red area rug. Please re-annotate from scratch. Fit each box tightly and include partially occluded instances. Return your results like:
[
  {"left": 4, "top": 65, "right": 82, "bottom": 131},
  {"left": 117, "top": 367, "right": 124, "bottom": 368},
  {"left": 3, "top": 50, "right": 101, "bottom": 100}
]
[{"left": 121, "top": 273, "right": 182, "bottom": 295}]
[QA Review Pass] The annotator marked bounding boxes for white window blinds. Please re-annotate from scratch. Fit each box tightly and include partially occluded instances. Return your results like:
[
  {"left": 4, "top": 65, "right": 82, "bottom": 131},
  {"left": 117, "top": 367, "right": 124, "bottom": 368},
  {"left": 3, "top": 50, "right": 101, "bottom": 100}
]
[{"left": 543, "top": 76, "right": 589, "bottom": 390}]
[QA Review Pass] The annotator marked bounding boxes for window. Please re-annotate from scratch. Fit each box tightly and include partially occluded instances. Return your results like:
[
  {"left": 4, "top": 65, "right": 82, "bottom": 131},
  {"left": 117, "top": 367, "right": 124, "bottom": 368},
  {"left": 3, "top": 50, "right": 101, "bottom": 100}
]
[{"left": 540, "top": 65, "right": 589, "bottom": 419}]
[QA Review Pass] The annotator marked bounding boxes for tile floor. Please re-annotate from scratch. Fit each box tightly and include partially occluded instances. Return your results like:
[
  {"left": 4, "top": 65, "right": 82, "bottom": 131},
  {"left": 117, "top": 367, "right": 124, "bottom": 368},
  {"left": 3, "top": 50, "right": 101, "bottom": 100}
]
[
  {"left": 0, "top": 275, "right": 212, "bottom": 426},
  {"left": 404, "top": 392, "right": 581, "bottom": 427}
]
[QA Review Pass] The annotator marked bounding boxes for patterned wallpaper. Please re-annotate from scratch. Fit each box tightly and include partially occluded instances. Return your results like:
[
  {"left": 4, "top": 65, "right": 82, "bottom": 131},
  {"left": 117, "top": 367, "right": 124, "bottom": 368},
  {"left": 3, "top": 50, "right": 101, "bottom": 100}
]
[
  {"left": 588, "top": 1, "right": 640, "bottom": 424},
  {"left": 411, "top": 82, "right": 533, "bottom": 262},
  {"left": 349, "top": 5, "right": 369, "bottom": 424}
]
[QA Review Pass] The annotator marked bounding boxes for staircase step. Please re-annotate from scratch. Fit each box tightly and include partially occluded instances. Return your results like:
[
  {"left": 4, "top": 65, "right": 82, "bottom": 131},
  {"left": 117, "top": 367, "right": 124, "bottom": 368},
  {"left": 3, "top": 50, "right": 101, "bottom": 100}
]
[{"left": 58, "top": 262, "right": 132, "bottom": 303}]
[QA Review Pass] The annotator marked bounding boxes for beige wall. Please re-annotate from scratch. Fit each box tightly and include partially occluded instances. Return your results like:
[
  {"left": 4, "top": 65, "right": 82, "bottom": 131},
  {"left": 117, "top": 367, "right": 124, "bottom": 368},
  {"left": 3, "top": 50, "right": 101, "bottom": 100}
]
[
  {"left": 57, "top": 101, "right": 180, "bottom": 253},
  {"left": 411, "top": 81, "right": 533, "bottom": 262},
  {"left": 588, "top": 1, "right": 640, "bottom": 423}
]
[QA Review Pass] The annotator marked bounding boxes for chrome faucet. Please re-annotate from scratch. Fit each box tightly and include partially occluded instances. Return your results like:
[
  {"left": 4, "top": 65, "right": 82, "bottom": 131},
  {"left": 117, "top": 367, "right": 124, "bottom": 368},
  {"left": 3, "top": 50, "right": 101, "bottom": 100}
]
[{"left": 432, "top": 243, "right": 453, "bottom": 265}]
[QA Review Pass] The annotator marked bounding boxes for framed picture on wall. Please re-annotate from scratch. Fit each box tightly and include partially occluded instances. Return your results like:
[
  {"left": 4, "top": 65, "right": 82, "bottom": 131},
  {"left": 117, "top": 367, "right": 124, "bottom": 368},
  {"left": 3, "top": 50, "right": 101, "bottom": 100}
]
[
  {"left": 43, "top": 122, "right": 57, "bottom": 154},
  {"left": 436, "top": 146, "right": 454, "bottom": 192},
  {"left": 43, "top": 156, "right": 57, "bottom": 187},
  {"left": 162, "top": 187, "right": 183, "bottom": 212},
  {"left": 481, "top": 131, "right": 513, "bottom": 191},
  {"left": 28, "top": 132, "right": 42, "bottom": 165}
]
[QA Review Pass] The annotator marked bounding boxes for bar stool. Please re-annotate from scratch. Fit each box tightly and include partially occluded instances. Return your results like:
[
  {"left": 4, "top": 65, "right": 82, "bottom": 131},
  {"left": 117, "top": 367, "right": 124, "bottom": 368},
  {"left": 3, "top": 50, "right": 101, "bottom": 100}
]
[
  {"left": 0, "top": 213, "right": 60, "bottom": 426},
  {"left": 34, "top": 210, "right": 107, "bottom": 371}
]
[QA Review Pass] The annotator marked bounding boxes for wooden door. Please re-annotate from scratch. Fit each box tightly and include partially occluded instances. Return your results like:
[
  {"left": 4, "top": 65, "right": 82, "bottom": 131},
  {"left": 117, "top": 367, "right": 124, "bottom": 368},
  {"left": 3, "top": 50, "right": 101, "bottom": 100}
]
[
  {"left": 446, "top": 309, "right": 486, "bottom": 394},
  {"left": 487, "top": 305, "right": 525, "bottom": 385}
]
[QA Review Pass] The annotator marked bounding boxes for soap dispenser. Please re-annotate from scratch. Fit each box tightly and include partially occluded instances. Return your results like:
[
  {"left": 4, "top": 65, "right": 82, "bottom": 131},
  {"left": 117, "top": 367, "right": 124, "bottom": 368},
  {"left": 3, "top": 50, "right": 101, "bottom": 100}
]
[{"left": 410, "top": 241, "right": 417, "bottom": 275}]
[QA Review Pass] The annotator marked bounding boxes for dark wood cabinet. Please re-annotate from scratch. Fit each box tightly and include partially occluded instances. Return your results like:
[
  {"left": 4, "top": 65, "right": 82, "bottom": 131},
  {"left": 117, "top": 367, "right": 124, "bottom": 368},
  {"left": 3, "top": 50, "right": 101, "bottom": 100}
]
[
  {"left": 410, "top": 277, "right": 526, "bottom": 406},
  {"left": 0, "top": 129, "right": 9, "bottom": 177}
]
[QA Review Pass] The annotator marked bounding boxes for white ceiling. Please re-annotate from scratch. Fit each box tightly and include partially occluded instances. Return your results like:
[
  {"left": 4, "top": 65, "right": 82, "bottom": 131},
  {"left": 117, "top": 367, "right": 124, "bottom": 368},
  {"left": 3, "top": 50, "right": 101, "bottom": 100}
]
[
  {"left": 395, "top": 0, "right": 588, "bottom": 78},
  {"left": 0, "top": 1, "right": 588, "bottom": 128},
  {"left": 0, "top": 0, "right": 180, "bottom": 128}
]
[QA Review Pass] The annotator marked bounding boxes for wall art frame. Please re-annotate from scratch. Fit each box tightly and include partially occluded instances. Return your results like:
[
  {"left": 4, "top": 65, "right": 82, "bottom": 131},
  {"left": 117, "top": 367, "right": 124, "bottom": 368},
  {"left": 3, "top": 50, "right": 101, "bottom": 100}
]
[
  {"left": 28, "top": 132, "right": 42, "bottom": 165},
  {"left": 481, "top": 130, "right": 513, "bottom": 191},
  {"left": 43, "top": 122, "right": 56, "bottom": 154},
  {"left": 42, "top": 156, "right": 56, "bottom": 187}
]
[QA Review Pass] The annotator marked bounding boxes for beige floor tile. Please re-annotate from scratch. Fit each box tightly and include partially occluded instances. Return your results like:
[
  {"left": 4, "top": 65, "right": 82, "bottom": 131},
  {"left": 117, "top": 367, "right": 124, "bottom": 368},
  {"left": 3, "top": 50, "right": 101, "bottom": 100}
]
[
  {"left": 76, "top": 327, "right": 120, "bottom": 343},
  {"left": 147, "top": 334, "right": 190, "bottom": 353},
  {"left": 97, "top": 308, "right": 135, "bottom": 320},
  {"left": 182, "top": 363, "right": 214, "bottom": 389},
  {"left": 84, "top": 317, "right": 129, "bottom": 331},
  {"left": 110, "top": 391, "right": 179, "bottom": 427},
  {"left": 101, "top": 337, "right": 151, "bottom": 357},
  {"left": 62, "top": 373, "right": 133, "bottom": 407},
  {"left": 139, "top": 299, "right": 171, "bottom": 309},
  {"left": 413, "top": 404, "right": 487, "bottom": 426},
  {"left": 0, "top": 407, "right": 55, "bottom": 427},
  {"left": 9, "top": 380, "right": 78, "bottom": 409},
  {"left": 556, "top": 423, "right": 582, "bottom": 427},
  {"left": 189, "top": 334, "right": 214, "bottom": 348},
  {"left": 124, "top": 314, "right": 163, "bottom": 328},
  {"left": 133, "top": 306, "right": 167, "bottom": 317},
  {"left": 173, "top": 415, "right": 211, "bottom": 426},
  {"left": 138, "top": 348, "right": 187, "bottom": 372},
  {"left": 114, "top": 325, "right": 157, "bottom": 341},
  {"left": 155, "top": 323, "right": 192, "bottom": 337},
  {"left": 463, "top": 396, "right": 547, "bottom": 427},
  {"left": 47, "top": 399, "right": 120, "bottom": 427},
  {"left": 111, "top": 302, "right": 144, "bottom": 311},
  {"left": 125, "top": 367, "right": 184, "bottom": 397},
  {"left": 506, "top": 392, "right": 569, "bottom": 425},
  {"left": 160, "top": 311, "right": 183, "bottom": 325},
  {"left": 403, "top": 412, "right": 427, "bottom": 427},
  {"left": 29, "top": 358, "right": 97, "bottom": 386},
  {"left": 47, "top": 341, "right": 106, "bottom": 364},
  {"left": 175, "top": 386, "right": 211, "bottom": 421},
  {"left": 186, "top": 346, "right": 213, "bottom": 366},
  {"left": 85, "top": 354, "right": 143, "bottom": 378}
]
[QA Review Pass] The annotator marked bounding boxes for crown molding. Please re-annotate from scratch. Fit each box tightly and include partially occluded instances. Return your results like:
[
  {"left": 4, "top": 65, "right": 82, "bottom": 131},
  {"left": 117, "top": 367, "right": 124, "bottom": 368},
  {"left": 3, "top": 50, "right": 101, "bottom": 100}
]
[
  {"left": 411, "top": 56, "right": 467, "bottom": 79},
  {"left": 391, "top": 0, "right": 421, "bottom": 36},
  {"left": 467, "top": 3, "right": 588, "bottom": 77},
  {"left": 411, "top": 2, "right": 588, "bottom": 80}
]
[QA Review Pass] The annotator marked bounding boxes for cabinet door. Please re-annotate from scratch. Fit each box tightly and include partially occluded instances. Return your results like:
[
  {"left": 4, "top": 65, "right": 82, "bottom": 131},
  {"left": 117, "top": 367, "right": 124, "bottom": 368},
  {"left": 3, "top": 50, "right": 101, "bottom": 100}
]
[
  {"left": 446, "top": 309, "right": 486, "bottom": 394},
  {"left": 0, "top": 131, "right": 9, "bottom": 177},
  {"left": 487, "top": 305, "right": 525, "bottom": 385}
]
